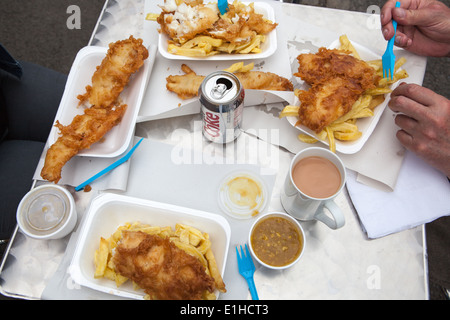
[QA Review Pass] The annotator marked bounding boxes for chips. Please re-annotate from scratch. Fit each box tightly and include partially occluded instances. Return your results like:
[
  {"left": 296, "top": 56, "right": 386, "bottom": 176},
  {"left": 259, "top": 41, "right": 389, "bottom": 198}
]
[
  {"left": 280, "top": 35, "right": 409, "bottom": 153},
  {"left": 166, "top": 34, "right": 267, "bottom": 57},
  {"left": 145, "top": 13, "right": 159, "bottom": 21},
  {"left": 339, "top": 34, "right": 360, "bottom": 59},
  {"left": 148, "top": 1, "right": 275, "bottom": 57},
  {"left": 93, "top": 221, "right": 226, "bottom": 300},
  {"left": 223, "top": 61, "right": 255, "bottom": 73}
]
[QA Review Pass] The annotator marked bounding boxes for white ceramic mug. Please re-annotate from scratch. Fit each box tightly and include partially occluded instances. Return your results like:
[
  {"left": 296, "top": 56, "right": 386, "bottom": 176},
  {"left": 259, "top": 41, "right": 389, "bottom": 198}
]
[{"left": 280, "top": 147, "right": 346, "bottom": 230}]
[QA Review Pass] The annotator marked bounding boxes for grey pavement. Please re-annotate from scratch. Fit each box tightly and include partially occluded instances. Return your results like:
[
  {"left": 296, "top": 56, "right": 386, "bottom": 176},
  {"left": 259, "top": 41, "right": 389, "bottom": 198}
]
[{"left": 0, "top": 0, "right": 105, "bottom": 75}]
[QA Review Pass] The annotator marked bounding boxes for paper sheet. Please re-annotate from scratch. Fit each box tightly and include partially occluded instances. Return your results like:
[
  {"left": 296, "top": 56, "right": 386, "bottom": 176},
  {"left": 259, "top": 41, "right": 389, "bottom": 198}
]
[
  {"left": 137, "top": 0, "right": 316, "bottom": 122},
  {"left": 239, "top": 102, "right": 405, "bottom": 192},
  {"left": 42, "top": 137, "right": 277, "bottom": 300},
  {"left": 137, "top": 0, "right": 407, "bottom": 191},
  {"left": 347, "top": 151, "right": 450, "bottom": 239}
]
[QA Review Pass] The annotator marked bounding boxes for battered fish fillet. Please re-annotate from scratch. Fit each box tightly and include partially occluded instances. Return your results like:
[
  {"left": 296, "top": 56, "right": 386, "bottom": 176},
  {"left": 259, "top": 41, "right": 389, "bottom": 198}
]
[
  {"left": 234, "top": 71, "right": 293, "bottom": 92},
  {"left": 77, "top": 36, "right": 149, "bottom": 108},
  {"left": 40, "top": 105, "right": 127, "bottom": 183},
  {"left": 207, "top": 3, "right": 277, "bottom": 44},
  {"left": 41, "top": 37, "right": 148, "bottom": 183},
  {"left": 157, "top": 3, "right": 219, "bottom": 43},
  {"left": 166, "top": 64, "right": 293, "bottom": 99},
  {"left": 295, "top": 48, "right": 379, "bottom": 133},
  {"left": 112, "top": 231, "right": 217, "bottom": 300},
  {"left": 295, "top": 48, "right": 378, "bottom": 88},
  {"left": 166, "top": 64, "right": 205, "bottom": 100},
  {"left": 296, "top": 77, "right": 363, "bottom": 133}
]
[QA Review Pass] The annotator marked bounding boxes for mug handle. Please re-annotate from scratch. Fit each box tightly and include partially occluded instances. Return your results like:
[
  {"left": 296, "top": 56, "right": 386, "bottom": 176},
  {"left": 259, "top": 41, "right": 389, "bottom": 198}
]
[{"left": 314, "top": 200, "right": 345, "bottom": 230}]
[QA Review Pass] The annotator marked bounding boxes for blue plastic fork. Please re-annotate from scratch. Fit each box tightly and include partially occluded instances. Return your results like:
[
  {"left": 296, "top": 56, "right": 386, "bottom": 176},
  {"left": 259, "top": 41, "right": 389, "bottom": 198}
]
[
  {"left": 236, "top": 244, "right": 259, "bottom": 300},
  {"left": 218, "top": 0, "right": 228, "bottom": 15},
  {"left": 75, "top": 138, "right": 144, "bottom": 191},
  {"left": 382, "top": 1, "right": 401, "bottom": 80}
]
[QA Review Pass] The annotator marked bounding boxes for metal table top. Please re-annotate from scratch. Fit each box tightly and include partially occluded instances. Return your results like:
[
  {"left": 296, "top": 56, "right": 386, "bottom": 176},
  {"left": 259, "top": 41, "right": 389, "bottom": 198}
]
[{"left": 0, "top": 0, "right": 428, "bottom": 300}]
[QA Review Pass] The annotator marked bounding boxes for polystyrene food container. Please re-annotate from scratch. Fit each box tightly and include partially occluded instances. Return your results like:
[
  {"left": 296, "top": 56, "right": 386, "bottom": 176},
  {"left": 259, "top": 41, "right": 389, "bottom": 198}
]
[
  {"left": 48, "top": 45, "right": 155, "bottom": 158},
  {"left": 158, "top": 2, "right": 277, "bottom": 61},
  {"left": 69, "top": 193, "right": 231, "bottom": 299},
  {"left": 287, "top": 39, "right": 401, "bottom": 154}
]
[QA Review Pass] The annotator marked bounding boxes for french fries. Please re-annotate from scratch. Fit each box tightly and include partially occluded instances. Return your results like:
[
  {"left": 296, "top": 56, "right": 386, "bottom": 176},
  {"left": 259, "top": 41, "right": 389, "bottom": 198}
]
[
  {"left": 339, "top": 34, "right": 360, "bottom": 59},
  {"left": 223, "top": 61, "right": 255, "bottom": 73},
  {"left": 280, "top": 35, "right": 409, "bottom": 153},
  {"left": 93, "top": 221, "right": 225, "bottom": 300},
  {"left": 145, "top": 13, "right": 159, "bottom": 21},
  {"left": 167, "top": 34, "right": 267, "bottom": 57}
]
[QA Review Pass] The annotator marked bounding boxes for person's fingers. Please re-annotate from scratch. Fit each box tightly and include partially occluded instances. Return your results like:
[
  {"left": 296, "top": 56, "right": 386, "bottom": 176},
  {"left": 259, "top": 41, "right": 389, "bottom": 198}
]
[
  {"left": 381, "top": 0, "right": 416, "bottom": 40},
  {"left": 392, "top": 6, "right": 435, "bottom": 27},
  {"left": 393, "top": 30, "right": 413, "bottom": 48},
  {"left": 381, "top": 0, "right": 398, "bottom": 40},
  {"left": 391, "top": 83, "right": 436, "bottom": 106},
  {"left": 389, "top": 95, "right": 429, "bottom": 122},
  {"left": 394, "top": 113, "right": 418, "bottom": 135},
  {"left": 380, "top": 0, "right": 398, "bottom": 23},
  {"left": 396, "top": 129, "right": 414, "bottom": 150},
  {"left": 389, "top": 84, "right": 438, "bottom": 121}
]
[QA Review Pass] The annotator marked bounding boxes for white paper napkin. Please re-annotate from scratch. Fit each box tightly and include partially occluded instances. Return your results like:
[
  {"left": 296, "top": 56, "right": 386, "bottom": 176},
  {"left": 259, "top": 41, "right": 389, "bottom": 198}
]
[{"left": 346, "top": 151, "right": 450, "bottom": 239}]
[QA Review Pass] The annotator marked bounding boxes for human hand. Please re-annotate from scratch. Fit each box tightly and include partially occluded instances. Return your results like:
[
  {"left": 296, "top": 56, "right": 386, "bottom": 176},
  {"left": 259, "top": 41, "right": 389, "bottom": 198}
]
[
  {"left": 381, "top": 0, "right": 450, "bottom": 57},
  {"left": 389, "top": 83, "right": 450, "bottom": 178}
]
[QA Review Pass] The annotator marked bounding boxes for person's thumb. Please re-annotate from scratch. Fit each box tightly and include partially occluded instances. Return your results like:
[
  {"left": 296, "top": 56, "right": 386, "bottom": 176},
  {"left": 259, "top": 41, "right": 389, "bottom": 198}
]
[{"left": 392, "top": 7, "right": 434, "bottom": 27}]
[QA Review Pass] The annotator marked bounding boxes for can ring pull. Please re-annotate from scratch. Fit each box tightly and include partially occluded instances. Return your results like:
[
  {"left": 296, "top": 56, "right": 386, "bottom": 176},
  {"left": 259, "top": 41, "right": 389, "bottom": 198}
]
[{"left": 211, "top": 77, "right": 233, "bottom": 100}]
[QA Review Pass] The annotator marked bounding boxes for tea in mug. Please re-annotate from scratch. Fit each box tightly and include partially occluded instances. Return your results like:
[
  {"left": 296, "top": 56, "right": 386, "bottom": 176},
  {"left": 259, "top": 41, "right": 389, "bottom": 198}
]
[{"left": 292, "top": 156, "right": 341, "bottom": 199}]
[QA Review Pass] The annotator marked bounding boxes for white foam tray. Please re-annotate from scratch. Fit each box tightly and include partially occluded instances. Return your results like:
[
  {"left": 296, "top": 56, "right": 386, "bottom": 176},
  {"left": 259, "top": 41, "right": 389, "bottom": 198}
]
[
  {"left": 287, "top": 39, "right": 400, "bottom": 154},
  {"left": 70, "top": 193, "right": 231, "bottom": 299},
  {"left": 158, "top": 1, "right": 277, "bottom": 61},
  {"left": 48, "top": 45, "right": 155, "bottom": 157}
]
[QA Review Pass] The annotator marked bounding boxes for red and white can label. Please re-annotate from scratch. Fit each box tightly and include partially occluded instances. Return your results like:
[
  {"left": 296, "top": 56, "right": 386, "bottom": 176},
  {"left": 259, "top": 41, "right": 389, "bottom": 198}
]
[{"left": 202, "top": 103, "right": 243, "bottom": 143}]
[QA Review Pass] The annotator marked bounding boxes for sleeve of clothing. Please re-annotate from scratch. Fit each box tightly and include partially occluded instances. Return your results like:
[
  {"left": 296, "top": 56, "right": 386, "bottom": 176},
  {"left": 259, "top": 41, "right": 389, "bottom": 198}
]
[
  {"left": 0, "top": 90, "right": 7, "bottom": 142},
  {"left": 0, "top": 60, "right": 67, "bottom": 142},
  {"left": 0, "top": 48, "right": 68, "bottom": 240},
  {"left": 0, "top": 43, "right": 22, "bottom": 79},
  {"left": 0, "top": 140, "right": 45, "bottom": 240}
]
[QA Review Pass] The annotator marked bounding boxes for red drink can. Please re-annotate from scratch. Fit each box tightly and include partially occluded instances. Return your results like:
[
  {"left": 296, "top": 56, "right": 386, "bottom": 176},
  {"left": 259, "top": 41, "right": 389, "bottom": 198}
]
[{"left": 199, "top": 71, "right": 245, "bottom": 144}]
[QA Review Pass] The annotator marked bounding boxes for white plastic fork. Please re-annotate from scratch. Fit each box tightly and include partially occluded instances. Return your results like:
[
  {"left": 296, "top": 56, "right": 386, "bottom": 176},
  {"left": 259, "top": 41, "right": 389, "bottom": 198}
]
[{"left": 382, "top": 1, "right": 401, "bottom": 80}]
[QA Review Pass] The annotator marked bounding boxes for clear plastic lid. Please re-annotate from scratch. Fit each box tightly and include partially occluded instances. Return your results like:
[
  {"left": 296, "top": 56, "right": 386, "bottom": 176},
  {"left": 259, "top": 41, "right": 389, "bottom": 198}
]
[
  {"left": 22, "top": 189, "right": 69, "bottom": 233},
  {"left": 218, "top": 171, "right": 268, "bottom": 220}
]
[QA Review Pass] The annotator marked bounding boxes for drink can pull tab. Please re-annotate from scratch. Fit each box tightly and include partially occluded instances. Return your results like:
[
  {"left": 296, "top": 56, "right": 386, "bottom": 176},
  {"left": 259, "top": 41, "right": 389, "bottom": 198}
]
[
  {"left": 210, "top": 77, "right": 233, "bottom": 100},
  {"left": 211, "top": 83, "right": 229, "bottom": 100}
]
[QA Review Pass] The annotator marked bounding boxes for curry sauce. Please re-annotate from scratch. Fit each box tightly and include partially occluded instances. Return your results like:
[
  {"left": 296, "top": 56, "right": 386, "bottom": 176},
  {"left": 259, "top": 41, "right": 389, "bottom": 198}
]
[{"left": 250, "top": 216, "right": 303, "bottom": 267}]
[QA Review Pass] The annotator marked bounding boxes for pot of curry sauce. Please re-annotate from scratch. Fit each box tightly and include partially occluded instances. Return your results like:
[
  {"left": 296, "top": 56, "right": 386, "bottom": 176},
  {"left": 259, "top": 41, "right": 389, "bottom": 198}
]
[{"left": 248, "top": 212, "right": 305, "bottom": 270}]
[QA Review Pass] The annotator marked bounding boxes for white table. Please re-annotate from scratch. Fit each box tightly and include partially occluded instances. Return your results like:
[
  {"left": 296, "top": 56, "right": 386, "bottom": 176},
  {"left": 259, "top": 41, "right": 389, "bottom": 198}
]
[{"left": 0, "top": 0, "right": 428, "bottom": 300}]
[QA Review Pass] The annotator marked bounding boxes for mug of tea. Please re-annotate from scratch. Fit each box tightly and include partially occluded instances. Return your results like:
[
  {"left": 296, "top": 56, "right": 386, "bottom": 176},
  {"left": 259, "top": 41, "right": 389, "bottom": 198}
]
[{"left": 280, "top": 147, "right": 346, "bottom": 230}]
